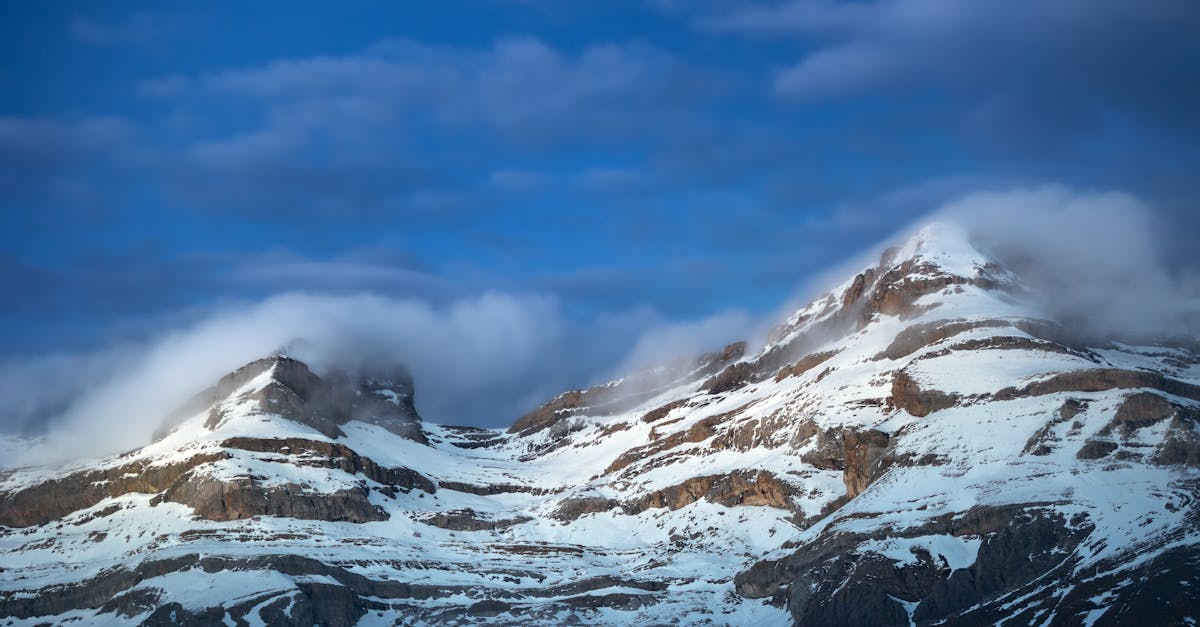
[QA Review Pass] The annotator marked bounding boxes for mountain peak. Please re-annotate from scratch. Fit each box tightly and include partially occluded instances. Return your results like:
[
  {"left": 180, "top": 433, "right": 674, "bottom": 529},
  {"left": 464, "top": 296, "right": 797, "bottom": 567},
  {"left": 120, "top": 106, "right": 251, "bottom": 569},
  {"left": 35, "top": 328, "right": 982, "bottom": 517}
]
[
  {"left": 765, "top": 221, "right": 1016, "bottom": 352},
  {"left": 156, "top": 354, "right": 427, "bottom": 444},
  {"left": 881, "top": 221, "right": 999, "bottom": 281}
]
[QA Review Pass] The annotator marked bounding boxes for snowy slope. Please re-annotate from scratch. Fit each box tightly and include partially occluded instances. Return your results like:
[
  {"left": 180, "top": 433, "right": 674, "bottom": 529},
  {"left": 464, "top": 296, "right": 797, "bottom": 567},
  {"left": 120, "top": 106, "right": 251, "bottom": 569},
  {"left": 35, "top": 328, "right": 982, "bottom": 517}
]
[{"left": 2, "top": 222, "right": 1198, "bottom": 626}]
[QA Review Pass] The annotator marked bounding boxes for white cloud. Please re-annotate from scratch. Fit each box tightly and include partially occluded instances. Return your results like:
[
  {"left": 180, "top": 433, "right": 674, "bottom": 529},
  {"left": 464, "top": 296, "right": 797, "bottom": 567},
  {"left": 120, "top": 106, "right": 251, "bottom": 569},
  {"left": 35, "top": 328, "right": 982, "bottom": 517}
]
[
  {"left": 928, "top": 185, "right": 1197, "bottom": 339},
  {"left": 1, "top": 290, "right": 752, "bottom": 468}
]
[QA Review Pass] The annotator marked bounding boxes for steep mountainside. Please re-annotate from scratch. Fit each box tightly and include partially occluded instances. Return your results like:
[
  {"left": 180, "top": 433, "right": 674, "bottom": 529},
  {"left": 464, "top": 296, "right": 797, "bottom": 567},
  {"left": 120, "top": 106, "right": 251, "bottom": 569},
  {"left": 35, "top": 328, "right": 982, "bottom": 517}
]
[{"left": 2, "top": 223, "right": 1198, "bottom": 626}]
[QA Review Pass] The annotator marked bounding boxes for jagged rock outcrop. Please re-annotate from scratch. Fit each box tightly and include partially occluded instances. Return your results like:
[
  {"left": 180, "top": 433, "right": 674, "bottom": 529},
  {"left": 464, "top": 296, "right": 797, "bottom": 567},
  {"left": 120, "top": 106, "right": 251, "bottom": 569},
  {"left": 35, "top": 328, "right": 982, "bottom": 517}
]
[
  {"left": 1023, "top": 399, "right": 1087, "bottom": 455},
  {"left": 605, "top": 403, "right": 751, "bottom": 475},
  {"left": 197, "top": 356, "right": 428, "bottom": 444},
  {"left": 876, "top": 318, "right": 1009, "bottom": 361},
  {"left": 551, "top": 471, "right": 800, "bottom": 522}
]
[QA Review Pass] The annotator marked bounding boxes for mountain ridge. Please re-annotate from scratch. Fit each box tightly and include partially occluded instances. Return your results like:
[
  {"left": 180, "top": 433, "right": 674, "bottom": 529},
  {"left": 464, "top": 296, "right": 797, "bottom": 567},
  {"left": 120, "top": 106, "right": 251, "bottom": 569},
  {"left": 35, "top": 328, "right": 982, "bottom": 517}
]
[{"left": 2, "top": 222, "right": 1198, "bottom": 625}]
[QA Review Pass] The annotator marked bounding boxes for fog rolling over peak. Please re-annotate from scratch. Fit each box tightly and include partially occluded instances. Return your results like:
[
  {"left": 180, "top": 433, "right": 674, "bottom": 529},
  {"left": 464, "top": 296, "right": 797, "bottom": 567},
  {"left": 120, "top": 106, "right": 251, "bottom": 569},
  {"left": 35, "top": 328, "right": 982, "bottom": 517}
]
[
  {"left": 1, "top": 185, "right": 1197, "bottom": 470},
  {"left": 923, "top": 186, "right": 1199, "bottom": 342},
  {"left": 3, "top": 181, "right": 1199, "bottom": 624}
]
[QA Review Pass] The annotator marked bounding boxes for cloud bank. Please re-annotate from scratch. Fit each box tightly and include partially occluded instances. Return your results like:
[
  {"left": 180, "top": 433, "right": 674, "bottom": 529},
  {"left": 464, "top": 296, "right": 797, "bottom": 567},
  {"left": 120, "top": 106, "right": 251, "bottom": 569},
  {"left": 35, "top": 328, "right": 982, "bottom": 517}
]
[
  {"left": 931, "top": 186, "right": 1200, "bottom": 340},
  {"left": 0, "top": 292, "right": 752, "bottom": 468}
]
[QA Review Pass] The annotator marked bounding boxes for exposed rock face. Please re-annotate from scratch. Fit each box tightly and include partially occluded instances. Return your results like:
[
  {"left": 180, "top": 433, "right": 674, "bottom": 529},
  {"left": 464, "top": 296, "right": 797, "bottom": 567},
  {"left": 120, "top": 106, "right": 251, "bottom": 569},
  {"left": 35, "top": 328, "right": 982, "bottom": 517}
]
[
  {"left": 203, "top": 357, "right": 336, "bottom": 436},
  {"left": 1111, "top": 391, "right": 1176, "bottom": 434},
  {"left": 191, "top": 356, "right": 428, "bottom": 444},
  {"left": 508, "top": 389, "right": 589, "bottom": 436},
  {"left": 735, "top": 505, "right": 1114, "bottom": 625},
  {"left": 876, "top": 318, "right": 1009, "bottom": 361},
  {"left": 0, "top": 437, "right": 433, "bottom": 527},
  {"left": 159, "top": 474, "right": 388, "bottom": 523},
  {"left": 417, "top": 509, "right": 531, "bottom": 531},
  {"left": 0, "top": 452, "right": 228, "bottom": 528},
  {"left": 1069, "top": 392, "right": 1200, "bottom": 466},
  {"left": 891, "top": 368, "right": 959, "bottom": 417},
  {"left": 0, "top": 553, "right": 468, "bottom": 623},
  {"left": 702, "top": 362, "right": 754, "bottom": 394},
  {"left": 1023, "top": 399, "right": 1087, "bottom": 455},
  {"left": 995, "top": 368, "right": 1200, "bottom": 403},
  {"left": 639, "top": 399, "right": 689, "bottom": 423},
  {"left": 551, "top": 496, "right": 622, "bottom": 521},
  {"left": 628, "top": 471, "right": 798, "bottom": 513},
  {"left": 218, "top": 437, "right": 435, "bottom": 493},
  {"left": 841, "top": 429, "right": 890, "bottom": 498},
  {"left": 552, "top": 471, "right": 800, "bottom": 522},
  {"left": 1076, "top": 439, "right": 1119, "bottom": 459},
  {"left": 605, "top": 404, "right": 751, "bottom": 475},
  {"left": 326, "top": 368, "right": 427, "bottom": 442},
  {"left": 774, "top": 349, "right": 839, "bottom": 381}
]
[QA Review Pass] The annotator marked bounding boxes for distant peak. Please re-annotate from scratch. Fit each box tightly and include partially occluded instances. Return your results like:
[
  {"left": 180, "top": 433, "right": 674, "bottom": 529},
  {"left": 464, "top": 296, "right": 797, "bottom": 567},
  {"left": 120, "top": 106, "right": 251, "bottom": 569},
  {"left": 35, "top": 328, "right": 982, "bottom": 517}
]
[{"left": 153, "top": 353, "right": 428, "bottom": 444}]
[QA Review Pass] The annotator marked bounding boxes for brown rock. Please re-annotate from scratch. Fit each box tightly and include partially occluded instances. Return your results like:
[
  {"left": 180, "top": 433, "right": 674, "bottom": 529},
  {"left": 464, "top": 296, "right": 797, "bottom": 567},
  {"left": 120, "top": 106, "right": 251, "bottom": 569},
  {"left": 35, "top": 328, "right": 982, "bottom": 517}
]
[
  {"left": 160, "top": 473, "right": 388, "bottom": 523},
  {"left": 417, "top": 508, "right": 530, "bottom": 531},
  {"left": 1021, "top": 399, "right": 1088, "bottom": 456},
  {"left": 1111, "top": 392, "right": 1176, "bottom": 434},
  {"left": 640, "top": 399, "right": 689, "bottom": 423},
  {"left": 0, "top": 452, "right": 227, "bottom": 528},
  {"left": 891, "top": 369, "right": 960, "bottom": 417},
  {"left": 1076, "top": 440, "right": 1118, "bottom": 460},
  {"left": 176, "top": 356, "right": 429, "bottom": 444},
  {"left": 995, "top": 368, "right": 1200, "bottom": 403},
  {"left": 551, "top": 496, "right": 622, "bottom": 521},
  {"left": 703, "top": 362, "right": 754, "bottom": 394},
  {"left": 876, "top": 319, "right": 1009, "bottom": 361},
  {"left": 842, "top": 429, "right": 891, "bottom": 498},
  {"left": 606, "top": 404, "right": 751, "bottom": 475},
  {"left": 0, "top": 437, "right": 434, "bottom": 528},
  {"left": 627, "top": 470, "right": 799, "bottom": 514},
  {"left": 509, "top": 342, "right": 746, "bottom": 436},
  {"left": 775, "top": 350, "right": 841, "bottom": 382}
]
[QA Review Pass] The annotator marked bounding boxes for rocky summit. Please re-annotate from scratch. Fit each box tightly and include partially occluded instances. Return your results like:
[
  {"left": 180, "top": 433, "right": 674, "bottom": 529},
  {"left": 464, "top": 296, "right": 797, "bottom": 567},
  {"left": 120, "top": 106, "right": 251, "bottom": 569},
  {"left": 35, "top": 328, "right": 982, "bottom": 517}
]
[{"left": 2, "top": 223, "right": 1198, "bottom": 626}]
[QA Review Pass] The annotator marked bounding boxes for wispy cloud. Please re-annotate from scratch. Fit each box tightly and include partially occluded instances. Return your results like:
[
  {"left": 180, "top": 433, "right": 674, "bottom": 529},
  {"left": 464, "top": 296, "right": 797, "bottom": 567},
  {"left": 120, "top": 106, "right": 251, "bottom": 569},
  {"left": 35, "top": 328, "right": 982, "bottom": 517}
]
[
  {"left": 70, "top": 12, "right": 202, "bottom": 46},
  {"left": 0, "top": 287, "right": 754, "bottom": 467}
]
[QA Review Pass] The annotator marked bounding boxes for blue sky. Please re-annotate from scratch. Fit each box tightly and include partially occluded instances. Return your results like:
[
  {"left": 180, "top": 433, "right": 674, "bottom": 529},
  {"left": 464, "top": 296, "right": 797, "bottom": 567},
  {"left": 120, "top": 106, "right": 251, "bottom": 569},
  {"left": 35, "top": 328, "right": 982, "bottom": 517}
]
[{"left": 2, "top": 1, "right": 1199, "bottom": 428}]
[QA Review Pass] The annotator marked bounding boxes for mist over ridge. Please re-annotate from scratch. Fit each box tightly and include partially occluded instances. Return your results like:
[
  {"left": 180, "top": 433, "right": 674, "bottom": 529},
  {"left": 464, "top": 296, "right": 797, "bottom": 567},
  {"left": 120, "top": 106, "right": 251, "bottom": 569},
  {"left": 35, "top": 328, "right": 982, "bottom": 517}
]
[{"left": 2, "top": 184, "right": 1195, "bottom": 469}]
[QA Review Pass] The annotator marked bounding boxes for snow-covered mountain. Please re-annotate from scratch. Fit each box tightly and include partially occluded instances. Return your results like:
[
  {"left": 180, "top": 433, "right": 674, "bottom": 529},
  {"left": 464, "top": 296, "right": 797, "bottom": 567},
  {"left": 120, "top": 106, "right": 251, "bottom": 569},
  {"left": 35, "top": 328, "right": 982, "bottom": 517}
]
[{"left": 2, "top": 223, "right": 1198, "bottom": 625}]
